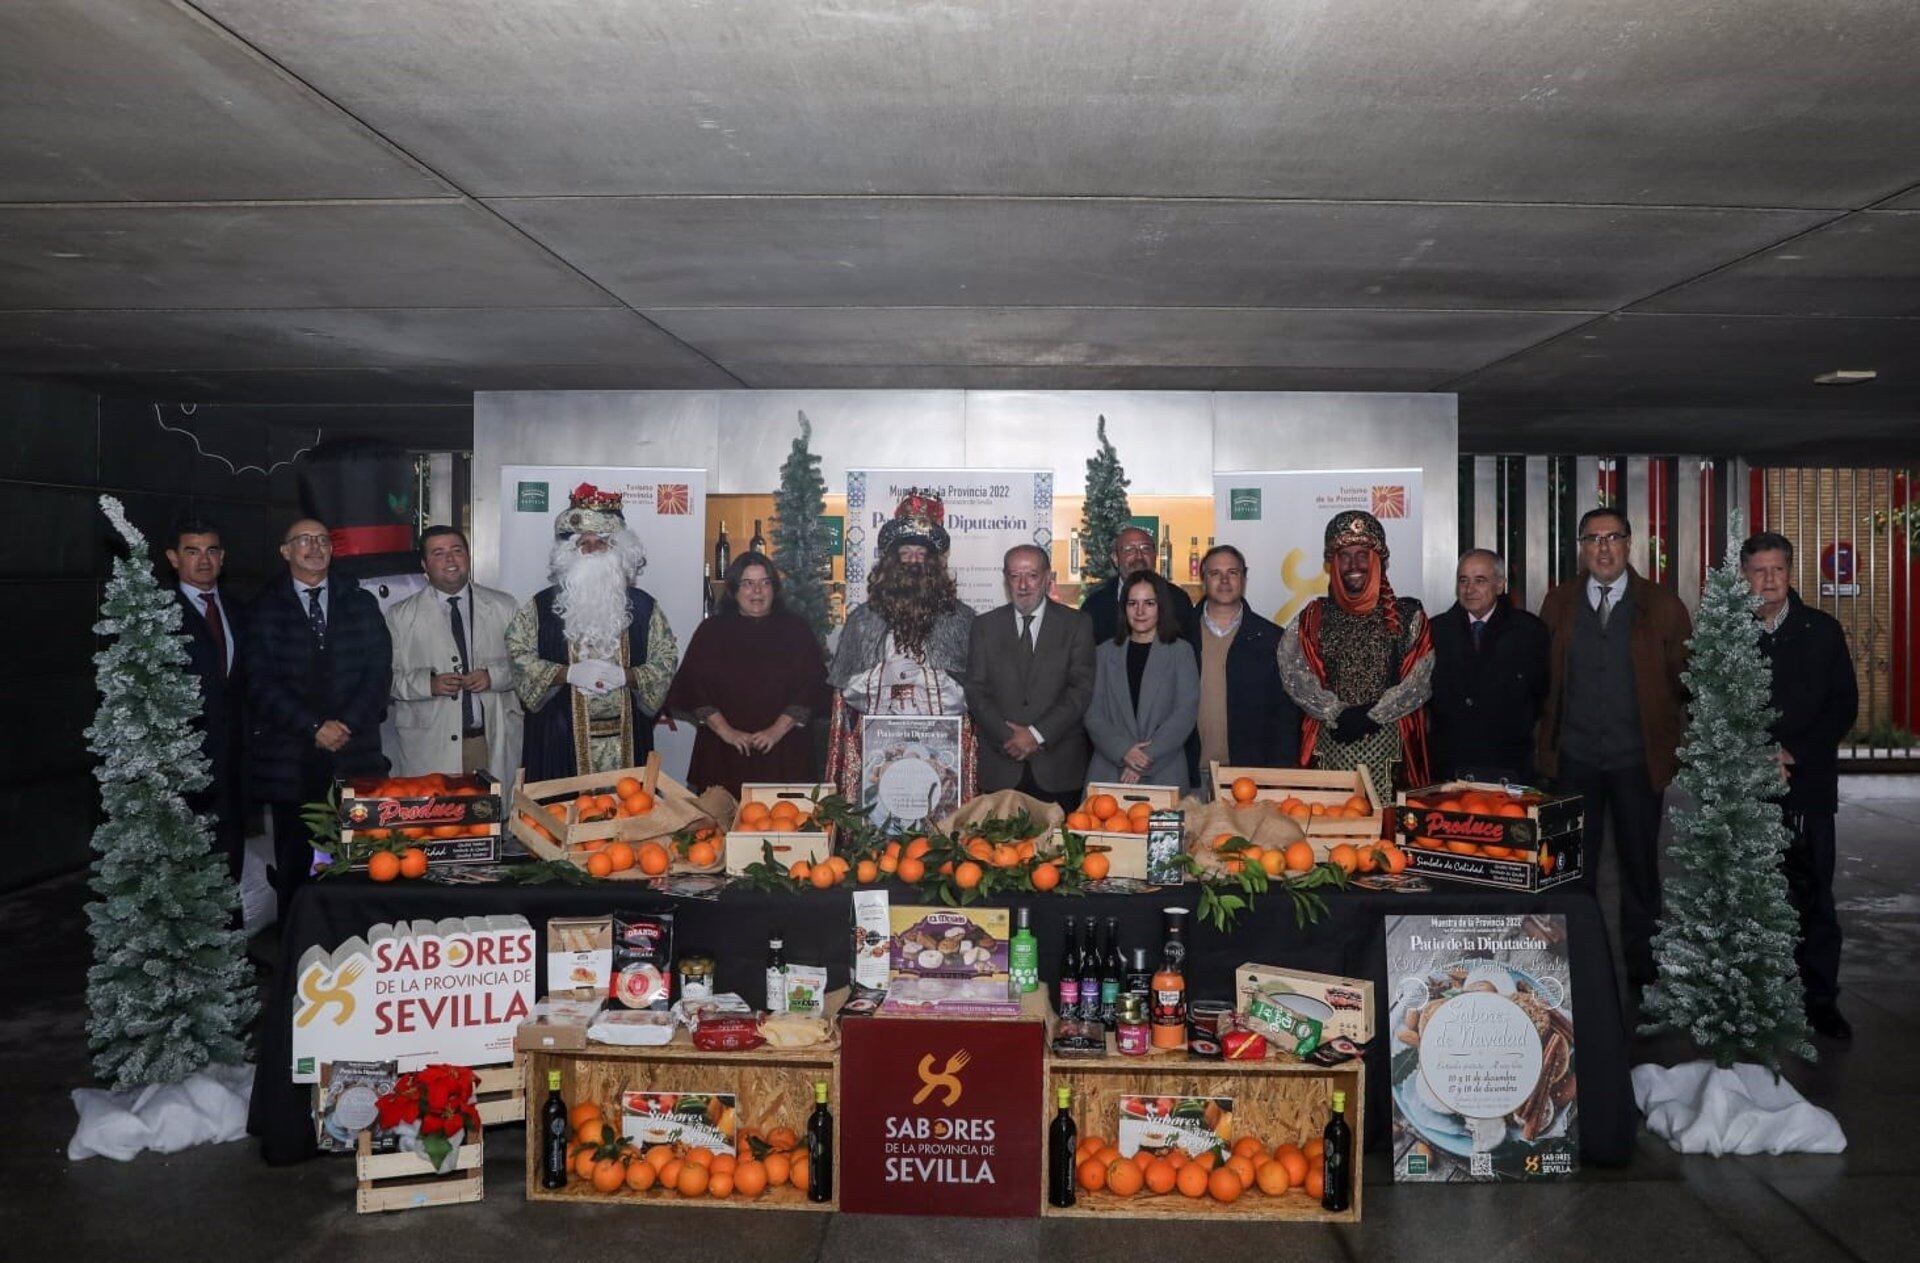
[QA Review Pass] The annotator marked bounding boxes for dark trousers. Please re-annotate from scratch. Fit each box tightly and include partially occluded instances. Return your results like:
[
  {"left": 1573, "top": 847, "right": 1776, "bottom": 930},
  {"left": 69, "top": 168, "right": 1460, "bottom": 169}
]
[
  {"left": 1558, "top": 757, "right": 1666, "bottom": 987},
  {"left": 1015, "top": 765, "right": 1084, "bottom": 810},
  {"left": 266, "top": 760, "right": 334, "bottom": 917},
  {"left": 1782, "top": 810, "right": 1842, "bottom": 1004}
]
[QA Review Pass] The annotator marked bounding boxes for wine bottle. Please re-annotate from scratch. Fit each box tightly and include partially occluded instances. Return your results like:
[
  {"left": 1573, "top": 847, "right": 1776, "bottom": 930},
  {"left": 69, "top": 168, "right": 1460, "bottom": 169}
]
[
  {"left": 1322, "top": 1090, "right": 1352, "bottom": 1212},
  {"left": 1057, "top": 916, "right": 1081, "bottom": 1018},
  {"left": 714, "top": 519, "right": 732, "bottom": 575},
  {"left": 1158, "top": 525, "right": 1174, "bottom": 576},
  {"left": 540, "top": 1069, "right": 569, "bottom": 1189},
  {"left": 806, "top": 1080, "right": 833, "bottom": 1203},
  {"left": 1076, "top": 918, "right": 1102, "bottom": 1023},
  {"left": 1099, "top": 915, "right": 1123, "bottom": 1030},
  {"left": 1188, "top": 536, "right": 1200, "bottom": 581},
  {"left": 750, "top": 518, "right": 766, "bottom": 555},
  {"left": 702, "top": 561, "right": 715, "bottom": 619},
  {"left": 1047, "top": 1085, "right": 1077, "bottom": 1207}
]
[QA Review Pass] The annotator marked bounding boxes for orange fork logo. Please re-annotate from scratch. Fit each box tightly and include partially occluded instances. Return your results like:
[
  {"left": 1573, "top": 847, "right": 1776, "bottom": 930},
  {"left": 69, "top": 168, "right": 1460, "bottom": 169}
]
[{"left": 913, "top": 1049, "right": 970, "bottom": 1106}]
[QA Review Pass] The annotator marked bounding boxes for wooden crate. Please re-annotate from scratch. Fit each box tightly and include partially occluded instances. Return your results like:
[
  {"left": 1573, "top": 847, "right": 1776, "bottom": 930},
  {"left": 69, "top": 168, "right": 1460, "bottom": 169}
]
[
  {"left": 1042, "top": 1042, "right": 1363, "bottom": 1222},
  {"left": 508, "top": 754, "right": 720, "bottom": 878},
  {"left": 522, "top": 1030, "right": 841, "bottom": 1211},
  {"left": 1060, "top": 783, "right": 1182, "bottom": 879},
  {"left": 340, "top": 771, "right": 507, "bottom": 866},
  {"left": 355, "top": 1130, "right": 484, "bottom": 1213},
  {"left": 1394, "top": 780, "right": 1585, "bottom": 892},
  {"left": 1210, "top": 763, "right": 1387, "bottom": 846},
  {"left": 723, "top": 783, "right": 836, "bottom": 875},
  {"left": 313, "top": 1061, "right": 525, "bottom": 1133}
]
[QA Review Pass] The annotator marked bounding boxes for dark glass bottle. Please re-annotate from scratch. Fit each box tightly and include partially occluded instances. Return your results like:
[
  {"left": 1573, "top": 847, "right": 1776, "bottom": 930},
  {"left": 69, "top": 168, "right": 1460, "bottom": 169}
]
[
  {"left": 807, "top": 1080, "right": 833, "bottom": 1203},
  {"left": 714, "top": 520, "right": 732, "bottom": 576},
  {"left": 1076, "top": 919, "right": 1102, "bottom": 1023},
  {"left": 1322, "top": 1089, "right": 1352, "bottom": 1212},
  {"left": 1099, "top": 916, "right": 1124, "bottom": 1030},
  {"left": 750, "top": 518, "right": 767, "bottom": 555},
  {"left": 1047, "top": 1085, "right": 1077, "bottom": 1207},
  {"left": 1057, "top": 916, "right": 1081, "bottom": 1018},
  {"left": 539, "top": 1069, "right": 569, "bottom": 1189},
  {"left": 1125, "top": 945, "right": 1152, "bottom": 1000}
]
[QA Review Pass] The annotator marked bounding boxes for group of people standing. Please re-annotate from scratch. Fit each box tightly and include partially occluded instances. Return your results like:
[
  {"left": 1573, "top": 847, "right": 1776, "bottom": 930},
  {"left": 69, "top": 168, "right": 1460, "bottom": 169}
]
[{"left": 166, "top": 483, "right": 1856, "bottom": 1041}]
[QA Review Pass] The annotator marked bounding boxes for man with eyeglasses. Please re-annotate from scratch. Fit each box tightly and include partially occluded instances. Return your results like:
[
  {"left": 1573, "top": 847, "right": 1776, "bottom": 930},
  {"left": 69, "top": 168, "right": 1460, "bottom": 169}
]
[
  {"left": 1537, "top": 507, "right": 1692, "bottom": 1001},
  {"left": 243, "top": 518, "right": 392, "bottom": 914},
  {"left": 1079, "top": 525, "right": 1195, "bottom": 646},
  {"left": 165, "top": 517, "right": 248, "bottom": 887}
]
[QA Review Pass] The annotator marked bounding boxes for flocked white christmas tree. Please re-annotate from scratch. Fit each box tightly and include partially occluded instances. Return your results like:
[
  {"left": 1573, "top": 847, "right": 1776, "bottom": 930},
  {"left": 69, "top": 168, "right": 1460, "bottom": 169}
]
[
  {"left": 83, "top": 496, "right": 256, "bottom": 1091},
  {"left": 1641, "top": 537, "right": 1812, "bottom": 1071}
]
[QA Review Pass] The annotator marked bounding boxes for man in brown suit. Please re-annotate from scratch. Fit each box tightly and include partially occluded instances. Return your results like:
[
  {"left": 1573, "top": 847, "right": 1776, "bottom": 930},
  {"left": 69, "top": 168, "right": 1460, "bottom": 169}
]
[{"left": 1537, "top": 507, "right": 1692, "bottom": 993}]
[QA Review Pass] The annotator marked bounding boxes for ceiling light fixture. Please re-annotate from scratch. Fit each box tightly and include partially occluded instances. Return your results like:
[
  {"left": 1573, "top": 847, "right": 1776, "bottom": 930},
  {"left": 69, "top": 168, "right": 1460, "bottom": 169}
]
[{"left": 1814, "top": 370, "right": 1877, "bottom": 384}]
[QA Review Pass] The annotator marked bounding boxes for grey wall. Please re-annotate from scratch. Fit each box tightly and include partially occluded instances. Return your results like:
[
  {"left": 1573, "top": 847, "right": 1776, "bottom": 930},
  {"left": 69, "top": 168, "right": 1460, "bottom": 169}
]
[
  {"left": 0, "top": 379, "right": 303, "bottom": 892},
  {"left": 473, "top": 390, "right": 1460, "bottom": 609}
]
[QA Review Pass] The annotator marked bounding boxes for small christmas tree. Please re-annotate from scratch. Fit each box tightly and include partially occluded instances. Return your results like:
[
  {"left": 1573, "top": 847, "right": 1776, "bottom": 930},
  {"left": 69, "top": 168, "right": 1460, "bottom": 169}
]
[
  {"left": 83, "top": 496, "right": 257, "bottom": 1091},
  {"left": 770, "top": 411, "right": 834, "bottom": 644},
  {"left": 1076, "top": 414, "right": 1133, "bottom": 586},
  {"left": 1641, "top": 542, "right": 1812, "bottom": 1071}
]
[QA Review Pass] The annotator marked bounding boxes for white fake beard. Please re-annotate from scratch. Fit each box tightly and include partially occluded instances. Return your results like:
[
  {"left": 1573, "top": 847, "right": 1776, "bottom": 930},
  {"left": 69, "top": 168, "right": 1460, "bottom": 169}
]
[{"left": 550, "top": 537, "right": 641, "bottom": 659}]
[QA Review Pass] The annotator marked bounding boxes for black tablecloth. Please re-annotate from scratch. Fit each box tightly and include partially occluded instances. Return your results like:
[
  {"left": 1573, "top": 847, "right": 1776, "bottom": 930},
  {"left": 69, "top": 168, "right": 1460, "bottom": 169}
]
[{"left": 250, "top": 877, "right": 1635, "bottom": 1167}]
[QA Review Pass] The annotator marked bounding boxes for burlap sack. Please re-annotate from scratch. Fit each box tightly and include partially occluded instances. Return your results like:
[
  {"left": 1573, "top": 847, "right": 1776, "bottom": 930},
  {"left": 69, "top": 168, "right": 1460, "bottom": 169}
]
[
  {"left": 1183, "top": 797, "right": 1306, "bottom": 874},
  {"left": 938, "top": 789, "right": 1065, "bottom": 838}
]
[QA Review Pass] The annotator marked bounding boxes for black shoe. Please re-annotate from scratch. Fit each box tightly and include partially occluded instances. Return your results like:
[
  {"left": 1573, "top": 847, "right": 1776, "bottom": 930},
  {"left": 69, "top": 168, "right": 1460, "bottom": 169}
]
[{"left": 1808, "top": 1002, "right": 1853, "bottom": 1042}]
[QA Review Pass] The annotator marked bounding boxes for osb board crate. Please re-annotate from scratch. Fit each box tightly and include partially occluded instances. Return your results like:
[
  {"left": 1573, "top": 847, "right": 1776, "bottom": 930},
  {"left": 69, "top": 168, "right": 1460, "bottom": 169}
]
[
  {"left": 340, "top": 771, "right": 507, "bottom": 866},
  {"left": 522, "top": 1033, "right": 840, "bottom": 1211},
  {"left": 1393, "top": 780, "right": 1585, "bottom": 893},
  {"left": 1058, "top": 783, "right": 1182, "bottom": 880},
  {"left": 1042, "top": 1045, "right": 1363, "bottom": 1222},
  {"left": 356, "top": 1130, "right": 484, "bottom": 1213},
  {"left": 722, "top": 783, "right": 836, "bottom": 875},
  {"left": 1211, "top": 763, "right": 1386, "bottom": 844},
  {"left": 509, "top": 754, "right": 720, "bottom": 878}
]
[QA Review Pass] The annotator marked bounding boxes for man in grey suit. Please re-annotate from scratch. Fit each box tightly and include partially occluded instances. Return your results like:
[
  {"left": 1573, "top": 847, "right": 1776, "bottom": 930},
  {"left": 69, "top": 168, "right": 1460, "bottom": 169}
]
[{"left": 965, "top": 544, "right": 1097, "bottom": 807}]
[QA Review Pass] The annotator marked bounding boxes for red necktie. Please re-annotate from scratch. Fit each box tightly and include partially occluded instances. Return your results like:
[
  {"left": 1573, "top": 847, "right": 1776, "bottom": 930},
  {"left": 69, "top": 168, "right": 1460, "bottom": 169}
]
[{"left": 202, "top": 592, "right": 229, "bottom": 676}]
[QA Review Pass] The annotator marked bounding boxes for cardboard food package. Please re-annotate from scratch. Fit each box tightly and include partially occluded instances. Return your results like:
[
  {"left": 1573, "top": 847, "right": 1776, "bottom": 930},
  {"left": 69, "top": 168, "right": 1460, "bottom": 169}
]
[{"left": 1233, "top": 962, "right": 1375, "bottom": 1044}]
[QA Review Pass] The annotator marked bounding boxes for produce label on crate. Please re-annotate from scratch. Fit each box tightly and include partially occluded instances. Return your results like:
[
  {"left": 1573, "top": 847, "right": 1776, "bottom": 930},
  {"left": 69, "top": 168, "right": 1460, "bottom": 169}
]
[
  {"left": 1385, "top": 913, "right": 1578, "bottom": 1181},
  {"left": 1116, "top": 1095, "right": 1234, "bottom": 1159},
  {"left": 620, "top": 1091, "right": 739, "bottom": 1155}
]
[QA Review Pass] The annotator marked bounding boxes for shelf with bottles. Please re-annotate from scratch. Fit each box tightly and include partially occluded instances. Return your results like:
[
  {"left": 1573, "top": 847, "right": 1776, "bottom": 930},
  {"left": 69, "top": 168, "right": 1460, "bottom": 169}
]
[{"left": 522, "top": 1037, "right": 839, "bottom": 1211}]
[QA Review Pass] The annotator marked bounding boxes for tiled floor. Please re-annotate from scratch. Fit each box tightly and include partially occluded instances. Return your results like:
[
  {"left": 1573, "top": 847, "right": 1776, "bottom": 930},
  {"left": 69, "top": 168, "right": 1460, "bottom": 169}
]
[{"left": 3, "top": 779, "right": 1912, "bottom": 1260}]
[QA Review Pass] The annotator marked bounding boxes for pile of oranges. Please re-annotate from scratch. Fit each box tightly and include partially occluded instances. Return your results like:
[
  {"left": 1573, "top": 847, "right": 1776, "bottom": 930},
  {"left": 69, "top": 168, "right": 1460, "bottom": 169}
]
[
  {"left": 1208, "top": 833, "right": 1407, "bottom": 878},
  {"left": 351, "top": 774, "right": 497, "bottom": 843},
  {"left": 1073, "top": 1132, "right": 1329, "bottom": 1205},
  {"left": 576, "top": 824, "right": 723, "bottom": 879},
  {"left": 573, "top": 775, "right": 658, "bottom": 822},
  {"left": 736, "top": 799, "right": 817, "bottom": 833},
  {"left": 566, "top": 1105, "right": 813, "bottom": 1200},
  {"left": 1224, "top": 774, "right": 1374, "bottom": 822},
  {"left": 363, "top": 846, "right": 429, "bottom": 882},
  {"left": 1064, "top": 794, "right": 1155, "bottom": 835}
]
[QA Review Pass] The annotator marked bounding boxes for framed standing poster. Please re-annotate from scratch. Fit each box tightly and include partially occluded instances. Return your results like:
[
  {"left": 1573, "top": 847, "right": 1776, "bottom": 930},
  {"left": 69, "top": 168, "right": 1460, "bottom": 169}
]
[
  {"left": 860, "top": 715, "right": 963, "bottom": 828},
  {"left": 1384, "top": 913, "right": 1578, "bottom": 1181}
]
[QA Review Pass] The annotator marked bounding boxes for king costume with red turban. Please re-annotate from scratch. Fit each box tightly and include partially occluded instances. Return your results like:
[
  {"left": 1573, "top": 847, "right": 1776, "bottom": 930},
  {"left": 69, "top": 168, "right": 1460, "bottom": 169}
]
[{"left": 1277, "top": 509, "right": 1433, "bottom": 791}]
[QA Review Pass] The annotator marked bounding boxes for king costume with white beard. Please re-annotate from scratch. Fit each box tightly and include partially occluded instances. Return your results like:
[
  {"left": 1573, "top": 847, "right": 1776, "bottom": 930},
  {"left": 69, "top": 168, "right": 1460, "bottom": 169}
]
[{"left": 507, "top": 483, "right": 679, "bottom": 779}]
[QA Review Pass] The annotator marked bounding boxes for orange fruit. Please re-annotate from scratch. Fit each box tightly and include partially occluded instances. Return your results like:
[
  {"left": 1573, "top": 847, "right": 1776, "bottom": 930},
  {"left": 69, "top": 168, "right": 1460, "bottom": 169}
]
[
  {"left": 1096, "top": 1144, "right": 1121, "bottom": 1167},
  {"left": 1106, "top": 1158, "right": 1144, "bottom": 1197},
  {"left": 1193, "top": 1149, "right": 1218, "bottom": 1170},
  {"left": 592, "top": 1158, "right": 627, "bottom": 1193},
  {"left": 625, "top": 1159, "right": 657, "bottom": 1191},
  {"left": 707, "top": 1170, "right": 734, "bottom": 1197},
  {"left": 1167, "top": 1148, "right": 1190, "bottom": 1169},
  {"left": 763, "top": 1152, "right": 791, "bottom": 1186},
  {"left": 1305, "top": 1167, "right": 1324, "bottom": 1200},
  {"left": 625, "top": 789, "right": 655, "bottom": 815},
  {"left": 398, "top": 847, "right": 428, "bottom": 879},
  {"left": 733, "top": 1159, "right": 767, "bottom": 1198},
  {"left": 1144, "top": 1158, "right": 1178, "bottom": 1194},
  {"left": 677, "top": 1161, "right": 710, "bottom": 1197},
  {"left": 709, "top": 1153, "right": 736, "bottom": 1176},
  {"left": 789, "top": 1159, "right": 811, "bottom": 1194},
  {"left": 1016, "top": 839, "right": 1037, "bottom": 861},
  {"left": 1342, "top": 794, "right": 1371, "bottom": 815},
  {"left": 1077, "top": 1157, "right": 1108, "bottom": 1191},
  {"left": 1064, "top": 811, "right": 1093, "bottom": 832},
  {"left": 769, "top": 800, "right": 800, "bottom": 824},
  {"left": 1259, "top": 850, "right": 1285, "bottom": 877},
  {"left": 1445, "top": 839, "right": 1479, "bottom": 855},
  {"left": 1227, "top": 1154, "right": 1258, "bottom": 1188},
  {"left": 636, "top": 842, "right": 670, "bottom": 875},
  {"left": 573, "top": 1148, "right": 598, "bottom": 1181},
  {"left": 1081, "top": 852, "right": 1110, "bottom": 881},
  {"left": 1255, "top": 1159, "right": 1290, "bottom": 1195},
  {"left": 1231, "top": 776, "right": 1259, "bottom": 804},
  {"left": 367, "top": 850, "right": 401, "bottom": 882},
  {"left": 1029, "top": 862, "right": 1061, "bottom": 891},
  {"left": 856, "top": 859, "right": 879, "bottom": 883},
  {"left": 992, "top": 843, "right": 1020, "bottom": 868},
  {"left": 569, "top": 1102, "right": 604, "bottom": 1132},
  {"left": 954, "top": 861, "right": 984, "bottom": 890},
  {"left": 1380, "top": 842, "right": 1409, "bottom": 874},
  {"left": 1087, "top": 794, "right": 1119, "bottom": 821},
  {"left": 768, "top": 1126, "right": 798, "bottom": 1151},
  {"left": 905, "top": 836, "right": 932, "bottom": 860},
  {"left": 684, "top": 1146, "right": 713, "bottom": 1167},
  {"left": 1208, "top": 1166, "right": 1244, "bottom": 1203},
  {"left": 1126, "top": 801, "right": 1153, "bottom": 826},
  {"left": 738, "top": 801, "right": 771, "bottom": 829},
  {"left": 1498, "top": 802, "right": 1528, "bottom": 818},
  {"left": 657, "top": 1157, "right": 683, "bottom": 1188},
  {"left": 1231, "top": 1136, "right": 1265, "bottom": 1161},
  {"left": 896, "top": 856, "right": 926, "bottom": 884},
  {"left": 878, "top": 852, "right": 899, "bottom": 874},
  {"left": 1274, "top": 1143, "right": 1308, "bottom": 1187},
  {"left": 615, "top": 776, "right": 643, "bottom": 798},
  {"left": 1328, "top": 844, "right": 1358, "bottom": 874},
  {"left": 1353, "top": 845, "right": 1379, "bottom": 874},
  {"left": 1079, "top": 1134, "right": 1107, "bottom": 1156},
  {"left": 809, "top": 863, "right": 838, "bottom": 889},
  {"left": 688, "top": 839, "right": 719, "bottom": 867},
  {"left": 788, "top": 860, "right": 812, "bottom": 881},
  {"left": 1131, "top": 1148, "right": 1155, "bottom": 1173},
  {"left": 1176, "top": 1162, "right": 1209, "bottom": 1198},
  {"left": 1283, "top": 841, "right": 1315, "bottom": 873},
  {"left": 586, "top": 852, "right": 614, "bottom": 878},
  {"left": 574, "top": 1118, "right": 612, "bottom": 1148},
  {"left": 643, "top": 1143, "right": 675, "bottom": 1171},
  {"left": 605, "top": 841, "right": 636, "bottom": 872},
  {"left": 1304, "top": 1137, "right": 1325, "bottom": 1162}
]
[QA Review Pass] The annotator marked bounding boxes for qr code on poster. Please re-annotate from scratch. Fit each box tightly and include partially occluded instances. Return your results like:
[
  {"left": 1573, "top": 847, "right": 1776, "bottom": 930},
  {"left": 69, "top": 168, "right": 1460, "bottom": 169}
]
[{"left": 1470, "top": 1153, "right": 1493, "bottom": 1177}]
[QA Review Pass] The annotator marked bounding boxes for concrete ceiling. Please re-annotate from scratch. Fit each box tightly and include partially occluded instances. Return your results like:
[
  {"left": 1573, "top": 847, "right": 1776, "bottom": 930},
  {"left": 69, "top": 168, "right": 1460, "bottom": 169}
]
[{"left": 3, "top": 0, "right": 1917, "bottom": 460}]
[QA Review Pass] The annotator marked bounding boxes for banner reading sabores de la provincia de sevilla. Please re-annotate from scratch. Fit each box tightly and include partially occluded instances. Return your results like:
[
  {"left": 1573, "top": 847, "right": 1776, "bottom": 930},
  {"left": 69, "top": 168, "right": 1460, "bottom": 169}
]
[{"left": 291, "top": 915, "right": 536, "bottom": 1082}]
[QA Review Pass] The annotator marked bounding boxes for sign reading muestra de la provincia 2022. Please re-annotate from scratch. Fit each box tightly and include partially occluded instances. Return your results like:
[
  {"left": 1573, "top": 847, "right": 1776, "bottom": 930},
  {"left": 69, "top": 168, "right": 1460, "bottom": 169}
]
[{"left": 291, "top": 916, "right": 536, "bottom": 1083}]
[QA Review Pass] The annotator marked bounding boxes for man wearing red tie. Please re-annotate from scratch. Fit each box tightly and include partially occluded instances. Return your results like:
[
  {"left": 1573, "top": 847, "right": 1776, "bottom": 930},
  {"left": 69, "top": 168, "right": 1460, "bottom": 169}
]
[{"left": 165, "top": 518, "right": 247, "bottom": 885}]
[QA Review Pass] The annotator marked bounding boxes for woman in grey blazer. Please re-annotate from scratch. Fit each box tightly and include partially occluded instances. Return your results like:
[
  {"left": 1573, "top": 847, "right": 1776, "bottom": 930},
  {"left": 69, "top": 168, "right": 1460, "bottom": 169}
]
[{"left": 1085, "top": 573, "right": 1200, "bottom": 792}]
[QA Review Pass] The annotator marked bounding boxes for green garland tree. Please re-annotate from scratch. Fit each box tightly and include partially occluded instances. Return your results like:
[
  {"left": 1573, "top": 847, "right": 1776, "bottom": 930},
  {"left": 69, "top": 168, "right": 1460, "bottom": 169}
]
[
  {"left": 1641, "top": 540, "right": 1812, "bottom": 1071},
  {"left": 770, "top": 411, "right": 834, "bottom": 644},
  {"left": 84, "top": 496, "right": 257, "bottom": 1091},
  {"left": 1076, "top": 414, "right": 1133, "bottom": 587}
]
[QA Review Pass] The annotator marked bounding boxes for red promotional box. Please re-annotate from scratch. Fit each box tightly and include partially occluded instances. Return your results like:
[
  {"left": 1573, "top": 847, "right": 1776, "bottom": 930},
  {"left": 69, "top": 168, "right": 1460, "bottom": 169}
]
[
  {"left": 338, "top": 771, "right": 508, "bottom": 866},
  {"left": 1393, "top": 781, "right": 1584, "bottom": 893}
]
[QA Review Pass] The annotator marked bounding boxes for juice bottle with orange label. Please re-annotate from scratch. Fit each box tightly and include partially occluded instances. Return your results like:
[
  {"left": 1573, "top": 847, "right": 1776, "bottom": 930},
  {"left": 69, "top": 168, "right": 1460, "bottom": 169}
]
[{"left": 1150, "top": 906, "right": 1189, "bottom": 1049}]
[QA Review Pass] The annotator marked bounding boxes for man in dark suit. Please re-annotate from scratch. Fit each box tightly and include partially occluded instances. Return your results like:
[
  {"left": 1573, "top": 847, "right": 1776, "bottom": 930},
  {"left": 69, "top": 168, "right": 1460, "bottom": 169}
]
[
  {"left": 1428, "top": 548, "right": 1550, "bottom": 783},
  {"left": 1080, "top": 525, "right": 1194, "bottom": 645},
  {"left": 164, "top": 517, "right": 247, "bottom": 884},
  {"left": 1182, "top": 544, "right": 1299, "bottom": 788},
  {"left": 1744, "top": 531, "right": 1859, "bottom": 1042},
  {"left": 965, "top": 544, "right": 1097, "bottom": 806},
  {"left": 244, "top": 517, "right": 391, "bottom": 914}
]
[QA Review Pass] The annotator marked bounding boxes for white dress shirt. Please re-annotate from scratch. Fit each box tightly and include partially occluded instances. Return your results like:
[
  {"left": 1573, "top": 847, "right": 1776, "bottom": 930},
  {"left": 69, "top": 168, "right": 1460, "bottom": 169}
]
[{"left": 1586, "top": 575, "right": 1624, "bottom": 613}]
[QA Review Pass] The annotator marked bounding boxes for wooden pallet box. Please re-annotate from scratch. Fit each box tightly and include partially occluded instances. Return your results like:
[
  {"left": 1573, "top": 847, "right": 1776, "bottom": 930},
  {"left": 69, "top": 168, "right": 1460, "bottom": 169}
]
[
  {"left": 508, "top": 753, "right": 720, "bottom": 878},
  {"left": 1393, "top": 780, "right": 1585, "bottom": 892},
  {"left": 1210, "top": 763, "right": 1387, "bottom": 848},
  {"left": 722, "top": 783, "right": 837, "bottom": 875},
  {"left": 355, "top": 1130, "right": 484, "bottom": 1213},
  {"left": 1057, "top": 782, "right": 1182, "bottom": 879},
  {"left": 339, "top": 771, "right": 508, "bottom": 866}
]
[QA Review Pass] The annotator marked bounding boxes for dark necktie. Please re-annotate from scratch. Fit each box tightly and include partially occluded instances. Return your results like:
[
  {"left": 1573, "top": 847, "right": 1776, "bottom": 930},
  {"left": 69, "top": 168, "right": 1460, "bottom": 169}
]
[
  {"left": 201, "top": 591, "right": 229, "bottom": 676},
  {"left": 449, "top": 596, "right": 481, "bottom": 733},
  {"left": 1470, "top": 618, "right": 1484, "bottom": 652},
  {"left": 305, "top": 586, "right": 327, "bottom": 647},
  {"left": 1597, "top": 585, "right": 1613, "bottom": 631},
  {"left": 1020, "top": 612, "right": 1035, "bottom": 654}
]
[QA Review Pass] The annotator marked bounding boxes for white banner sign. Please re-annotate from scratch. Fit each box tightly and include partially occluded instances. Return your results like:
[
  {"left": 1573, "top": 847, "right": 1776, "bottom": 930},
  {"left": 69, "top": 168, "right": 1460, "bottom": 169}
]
[
  {"left": 497, "top": 466, "right": 707, "bottom": 782},
  {"left": 847, "top": 469, "right": 1052, "bottom": 614},
  {"left": 1212, "top": 470, "right": 1425, "bottom": 628},
  {"left": 291, "top": 916, "right": 536, "bottom": 1082}
]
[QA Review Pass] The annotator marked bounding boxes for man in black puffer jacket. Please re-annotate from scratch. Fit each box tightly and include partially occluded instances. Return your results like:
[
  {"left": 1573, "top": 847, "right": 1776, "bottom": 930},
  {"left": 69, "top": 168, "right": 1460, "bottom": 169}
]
[
  {"left": 245, "top": 518, "right": 391, "bottom": 915},
  {"left": 1743, "top": 531, "right": 1859, "bottom": 1043}
]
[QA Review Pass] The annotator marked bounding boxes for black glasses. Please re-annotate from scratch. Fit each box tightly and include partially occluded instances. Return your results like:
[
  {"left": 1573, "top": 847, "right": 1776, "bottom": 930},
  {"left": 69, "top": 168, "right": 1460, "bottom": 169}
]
[{"left": 1578, "top": 532, "right": 1629, "bottom": 546}]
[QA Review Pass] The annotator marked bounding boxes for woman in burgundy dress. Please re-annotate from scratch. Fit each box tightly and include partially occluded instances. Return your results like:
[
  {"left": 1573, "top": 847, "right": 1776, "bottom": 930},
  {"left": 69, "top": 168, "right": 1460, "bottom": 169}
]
[{"left": 664, "top": 552, "right": 829, "bottom": 795}]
